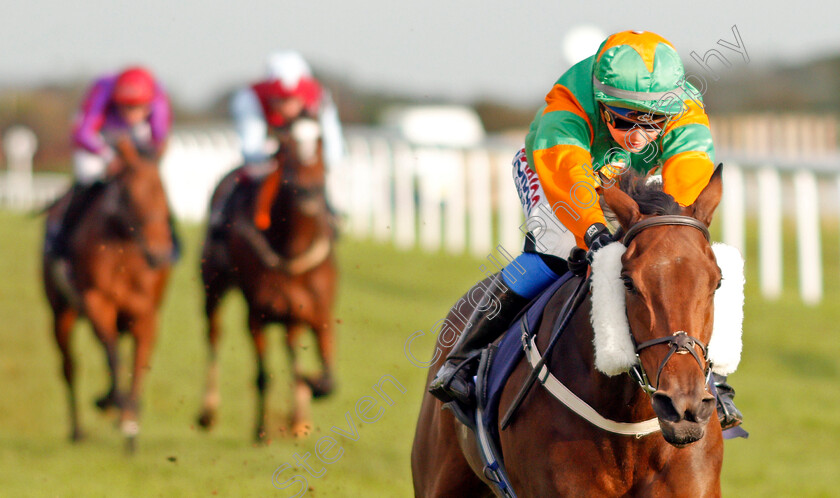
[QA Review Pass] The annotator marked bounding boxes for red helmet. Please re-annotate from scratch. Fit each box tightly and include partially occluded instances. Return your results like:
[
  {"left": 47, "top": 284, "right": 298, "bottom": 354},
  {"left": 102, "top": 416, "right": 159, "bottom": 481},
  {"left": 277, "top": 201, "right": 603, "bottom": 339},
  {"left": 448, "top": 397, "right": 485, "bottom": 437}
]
[{"left": 113, "top": 66, "right": 156, "bottom": 106}]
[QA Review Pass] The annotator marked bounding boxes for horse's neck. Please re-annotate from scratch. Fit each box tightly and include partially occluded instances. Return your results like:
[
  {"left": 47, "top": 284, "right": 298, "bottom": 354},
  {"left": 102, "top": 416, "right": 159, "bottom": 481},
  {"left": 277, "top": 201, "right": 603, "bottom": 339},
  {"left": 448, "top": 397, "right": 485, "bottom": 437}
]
[
  {"left": 83, "top": 172, "right": 169, "bottom": 244},
  {"left": 265, "top": 183, "right": 326, "bottom": 253}
]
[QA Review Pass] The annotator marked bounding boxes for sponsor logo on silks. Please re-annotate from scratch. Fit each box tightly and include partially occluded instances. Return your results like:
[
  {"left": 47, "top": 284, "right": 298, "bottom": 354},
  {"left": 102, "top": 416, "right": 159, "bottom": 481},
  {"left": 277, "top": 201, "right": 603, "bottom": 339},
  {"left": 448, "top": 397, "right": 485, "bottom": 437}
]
[
  {"left": 586, "top": 224, "right": 601, "bottom": 239},
  {"left": 513, "top": 150, "right": 541, "bottom": 212}
]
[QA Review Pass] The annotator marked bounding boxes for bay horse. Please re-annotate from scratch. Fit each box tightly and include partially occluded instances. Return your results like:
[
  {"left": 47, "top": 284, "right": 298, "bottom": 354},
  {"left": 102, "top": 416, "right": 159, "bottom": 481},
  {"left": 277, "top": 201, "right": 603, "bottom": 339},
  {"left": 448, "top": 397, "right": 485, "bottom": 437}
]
[
  {"left": 412, "top": 167, "right": 726, "bottom": 496},
  {"left": 42, "top": 138, "right": 174, "bottom": 451},
  {"left": 196, "top": 119, "right": 337, "bottom": 441}
]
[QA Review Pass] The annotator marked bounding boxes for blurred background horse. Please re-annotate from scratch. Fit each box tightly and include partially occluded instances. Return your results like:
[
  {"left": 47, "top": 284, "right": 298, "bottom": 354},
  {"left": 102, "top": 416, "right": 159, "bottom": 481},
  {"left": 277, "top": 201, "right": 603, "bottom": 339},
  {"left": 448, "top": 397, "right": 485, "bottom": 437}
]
[
  {"left": 196, "top": 119, "right": 338, "bottom": 441},
  {"left": 42, "top": 139, "right": 175, "bottom": 452}
]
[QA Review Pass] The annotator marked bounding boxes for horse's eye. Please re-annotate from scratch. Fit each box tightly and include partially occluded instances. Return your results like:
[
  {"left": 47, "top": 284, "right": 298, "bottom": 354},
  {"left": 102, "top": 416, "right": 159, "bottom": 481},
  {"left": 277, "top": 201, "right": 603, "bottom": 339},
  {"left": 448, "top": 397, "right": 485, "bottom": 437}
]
[
  {"left": 621, "top": 275, "right": 637, "bottom": 294},
  {"left": 716, "top": 278, "right": 723, "bottom": 290}
]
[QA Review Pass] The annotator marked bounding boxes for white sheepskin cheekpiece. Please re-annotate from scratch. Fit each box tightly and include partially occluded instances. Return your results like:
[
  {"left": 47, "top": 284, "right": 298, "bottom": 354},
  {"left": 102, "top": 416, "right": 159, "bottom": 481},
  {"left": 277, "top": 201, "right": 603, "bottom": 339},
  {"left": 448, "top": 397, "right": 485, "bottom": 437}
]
[
  {"left": 707, "top": 243, "right": 745, "bottom": 375},
  {"left": 589, "top": 242, "right": 635, "bottom": 376},
  {"left": 589, "top": 241, "right": 745, "bottom": 377}
]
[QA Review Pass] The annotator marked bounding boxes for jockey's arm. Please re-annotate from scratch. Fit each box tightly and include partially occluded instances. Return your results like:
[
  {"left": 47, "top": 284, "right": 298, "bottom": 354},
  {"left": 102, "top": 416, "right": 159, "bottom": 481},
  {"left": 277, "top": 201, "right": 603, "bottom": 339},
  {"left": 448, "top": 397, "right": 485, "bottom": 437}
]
[
  {"left": 72, "top": 78, "right": 115, "bottom": 162},
  {"left": 231, "top": 87, "right": 270, "bottom": 163},
  {"left": 318, "top": 89, "right": 346, "bottom": 169},
  {"left": 148, "top": 88, "right": 172, "bottom": 161},
  {"left": 529, "top": 85, "right": 607, "bottom": 250},
  {"left": 659, "top": 100, "right": 716, "bottom": 206}
]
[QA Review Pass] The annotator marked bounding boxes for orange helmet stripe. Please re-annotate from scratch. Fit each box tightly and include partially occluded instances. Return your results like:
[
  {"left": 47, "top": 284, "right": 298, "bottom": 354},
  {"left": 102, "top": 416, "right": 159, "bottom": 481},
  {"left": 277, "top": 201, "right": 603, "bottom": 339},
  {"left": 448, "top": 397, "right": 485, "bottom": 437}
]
[{"left": 596, "top": 31, "right": 675, "bottom": 73}]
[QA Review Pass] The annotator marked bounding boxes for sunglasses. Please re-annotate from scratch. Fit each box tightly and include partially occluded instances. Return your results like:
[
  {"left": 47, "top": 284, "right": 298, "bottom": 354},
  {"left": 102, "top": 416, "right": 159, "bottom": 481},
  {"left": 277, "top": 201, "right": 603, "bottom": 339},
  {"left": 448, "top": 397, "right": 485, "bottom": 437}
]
[{"left": 601, "top": 105, "right": 668, "bottom": 131}]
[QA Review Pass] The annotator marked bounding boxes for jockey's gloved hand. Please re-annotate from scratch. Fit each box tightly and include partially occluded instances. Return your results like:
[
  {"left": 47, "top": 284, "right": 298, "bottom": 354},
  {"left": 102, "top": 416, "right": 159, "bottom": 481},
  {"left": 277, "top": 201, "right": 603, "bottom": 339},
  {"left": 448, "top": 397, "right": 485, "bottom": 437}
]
[
  {"left": 584, "top": 223, "right": 614, "bottom": 264},
  {"left": 567, "top": 247, "right": 588, "bottom": 276}
]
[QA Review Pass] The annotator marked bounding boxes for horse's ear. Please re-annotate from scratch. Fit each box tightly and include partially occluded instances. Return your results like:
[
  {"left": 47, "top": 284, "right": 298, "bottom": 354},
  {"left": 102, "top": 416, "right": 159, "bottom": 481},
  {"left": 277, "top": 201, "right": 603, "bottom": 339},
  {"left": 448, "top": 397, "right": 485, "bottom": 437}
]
[
  {"left": 686, "top": 164, "right": 723, "bottom": 227},
  {"left": 596, "top": 173, "right": 640, "bottom": 230}
]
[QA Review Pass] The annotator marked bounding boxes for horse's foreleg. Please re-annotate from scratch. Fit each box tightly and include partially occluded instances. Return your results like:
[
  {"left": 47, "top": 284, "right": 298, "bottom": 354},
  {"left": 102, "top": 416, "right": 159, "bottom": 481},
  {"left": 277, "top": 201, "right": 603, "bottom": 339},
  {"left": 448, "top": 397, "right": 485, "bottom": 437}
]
[
  {"left": 197, "top": 291, "right": 224, "bottom": 430},
  {"left": 284, "top": 322, "right": 312, "bottom": 438},
  {"left": 53, "top": 307, "right": 83, "bottom": 441},
  {"left": 84, "top": 292, "right": 122, "bottom": 412},
  {"left": 123, "top": 313, "right": 157, "bottom": 452},
  {"left": 249, "top": 314, "right": 270, "bottom": 442},
  {"left": 307, "top": 318, "right": 336, "bottom": 398}
]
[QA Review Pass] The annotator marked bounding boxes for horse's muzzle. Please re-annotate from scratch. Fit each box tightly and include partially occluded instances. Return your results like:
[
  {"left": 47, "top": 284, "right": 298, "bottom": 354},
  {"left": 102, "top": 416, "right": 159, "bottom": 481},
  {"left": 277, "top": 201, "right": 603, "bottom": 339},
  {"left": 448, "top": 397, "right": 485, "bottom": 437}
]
[{"left": 652, "top": 389, "right": 716, "bottom": 446}]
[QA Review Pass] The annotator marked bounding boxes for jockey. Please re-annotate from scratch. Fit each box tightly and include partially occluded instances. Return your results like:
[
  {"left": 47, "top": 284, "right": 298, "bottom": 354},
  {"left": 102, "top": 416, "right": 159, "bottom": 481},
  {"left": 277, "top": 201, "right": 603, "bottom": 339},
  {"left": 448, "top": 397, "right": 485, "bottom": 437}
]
[
  {"left": 208, "top": 50, "right": 345, "bottom": 238},
  {"left": 48, "top": 66, "right": 174, "bottom": 260},
  {"left": 429, "top": 30, "right": 743, "bottom": 429}
]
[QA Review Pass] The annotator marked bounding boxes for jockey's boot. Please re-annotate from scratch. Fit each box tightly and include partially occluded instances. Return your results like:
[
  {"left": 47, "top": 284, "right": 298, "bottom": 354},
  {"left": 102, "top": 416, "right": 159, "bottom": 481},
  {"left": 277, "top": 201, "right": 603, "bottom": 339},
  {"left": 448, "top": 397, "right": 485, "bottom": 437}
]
[
  {"left": 713, "top": 373, "right": 743, "bottom": 429},
  {"left": 208, "top": 182, "right": 238, "bottom": 242},
  {"left": 48, "top": 183, "right": 101, "bottom": 260},
  {"left": 428, "top": 274, "right": 529, "bottom": 406}
]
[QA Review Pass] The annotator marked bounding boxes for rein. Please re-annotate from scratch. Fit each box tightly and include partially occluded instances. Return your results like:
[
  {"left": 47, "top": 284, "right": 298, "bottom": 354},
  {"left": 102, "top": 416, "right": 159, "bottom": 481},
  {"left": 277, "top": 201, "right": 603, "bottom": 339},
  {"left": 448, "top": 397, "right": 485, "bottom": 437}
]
[{"left": 515, "top": 215, "right": 713, "bottom": 437}]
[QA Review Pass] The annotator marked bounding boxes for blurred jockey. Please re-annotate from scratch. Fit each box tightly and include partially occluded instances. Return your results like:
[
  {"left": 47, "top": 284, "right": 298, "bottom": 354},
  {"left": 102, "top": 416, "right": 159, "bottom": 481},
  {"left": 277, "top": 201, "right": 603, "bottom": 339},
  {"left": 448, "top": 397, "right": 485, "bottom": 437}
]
[
  {"left": 208, "top": 50, "right": 345, "bottom": 238},
  {"left": 429, "top": 30, "right": 742, "bottom": 429},
  {"left": 47, "top": 66, "right": 175, "bottom": 261}
]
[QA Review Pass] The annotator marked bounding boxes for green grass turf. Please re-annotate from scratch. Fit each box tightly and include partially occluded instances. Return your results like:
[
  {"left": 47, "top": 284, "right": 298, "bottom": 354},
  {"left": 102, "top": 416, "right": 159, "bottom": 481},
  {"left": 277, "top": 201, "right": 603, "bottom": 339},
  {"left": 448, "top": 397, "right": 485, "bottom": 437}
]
[{"left": 0, "top": 210, "right": 838, "bottom": 497}]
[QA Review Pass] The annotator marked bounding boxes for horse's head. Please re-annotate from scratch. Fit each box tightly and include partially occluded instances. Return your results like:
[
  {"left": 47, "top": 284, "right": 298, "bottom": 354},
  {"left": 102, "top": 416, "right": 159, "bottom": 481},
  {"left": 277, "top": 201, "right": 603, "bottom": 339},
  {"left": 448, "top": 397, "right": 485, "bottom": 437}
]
[
  {"left": 105, "top": 138, "right": 172, "bottom": 267},
  {"left": 599, "top": 166, "right": 723, "bottom": 446},
  {"left": 273, "top": 118, "right": 327, "bottom": 213},
  {"left": 276, "top": 118, "right": 325, "bottom": 177}
]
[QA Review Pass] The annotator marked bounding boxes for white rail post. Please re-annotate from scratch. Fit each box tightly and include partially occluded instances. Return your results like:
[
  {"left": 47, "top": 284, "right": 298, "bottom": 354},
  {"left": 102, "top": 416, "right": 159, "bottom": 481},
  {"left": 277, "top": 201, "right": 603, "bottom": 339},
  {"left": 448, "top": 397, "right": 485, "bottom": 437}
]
[
  {"left": 467, "top": 148, "right": 492, "bottom": 257},
  {"left": 392, "top": 142, "right": 416, "bottom": 249},
  {"left": 3, "top": 126, "right": 38, "bottom": 210},
  {"left": 327, "top": 140, "right": 352, "bottom": 225},
  {"left": 794, "top": 169, "right": 822, "bottom": 305},
  {"left": 347, "top": 136, "right": 373, "bottom": 238},
  {"left": 443, "top": 149, "right": 466, "bottom": 254},
  {"left": 757, "top": 167, "right": 783, "bottom": 299},
  {"left": 722, "top": 163, "right": 745, "bottom": 254},
  {"left": 369, "top": 138, "right": 393, "bottom": 242},
  {"left": 417, "top": 147, "right": 443, "bottom": 252}
]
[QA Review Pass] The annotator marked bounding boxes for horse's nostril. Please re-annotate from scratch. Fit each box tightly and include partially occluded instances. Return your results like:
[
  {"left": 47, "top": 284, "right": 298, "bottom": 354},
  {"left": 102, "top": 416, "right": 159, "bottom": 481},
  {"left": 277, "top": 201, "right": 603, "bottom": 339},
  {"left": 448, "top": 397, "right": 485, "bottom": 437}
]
[
  {"left": 692, "top": 396, "right": 717, "bottom": 423},
  {"left": 654, "top": 392, "right": 716, "bottom": 424},
  {"left": 652, "top": 392, "right": 682, "bottom": 423}
]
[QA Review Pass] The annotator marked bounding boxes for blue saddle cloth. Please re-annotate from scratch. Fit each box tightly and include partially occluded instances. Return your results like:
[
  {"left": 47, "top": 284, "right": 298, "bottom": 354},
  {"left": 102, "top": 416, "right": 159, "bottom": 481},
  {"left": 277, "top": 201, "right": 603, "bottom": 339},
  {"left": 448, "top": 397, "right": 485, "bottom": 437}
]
[{"left": 477, "top": 271, "right": 575, "bottom": 448}]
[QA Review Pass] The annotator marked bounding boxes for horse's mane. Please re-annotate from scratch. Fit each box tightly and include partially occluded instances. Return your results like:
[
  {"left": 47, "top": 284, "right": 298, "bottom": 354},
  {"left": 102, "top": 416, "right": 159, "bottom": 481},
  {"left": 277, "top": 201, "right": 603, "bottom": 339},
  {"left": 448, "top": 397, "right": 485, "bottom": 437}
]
[
  {"left": 600, "top": 171, "right": 682, "bottom": 236},
  {"left": 618, "top": 171, "right": 682, "bottom": 216}
]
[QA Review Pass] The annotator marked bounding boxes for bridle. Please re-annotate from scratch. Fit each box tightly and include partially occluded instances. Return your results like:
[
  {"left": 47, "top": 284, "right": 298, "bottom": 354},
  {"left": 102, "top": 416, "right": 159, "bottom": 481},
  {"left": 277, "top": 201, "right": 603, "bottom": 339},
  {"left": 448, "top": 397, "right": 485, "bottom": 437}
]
[
  {"left": 621, "top": 215, "right": 714, "bottom": 394},
  {"left": 274, "top": 130, "right": 327, "bottom": 213},
  {"left": 504, "top": 214, "right": 718, "bottom": 444}
]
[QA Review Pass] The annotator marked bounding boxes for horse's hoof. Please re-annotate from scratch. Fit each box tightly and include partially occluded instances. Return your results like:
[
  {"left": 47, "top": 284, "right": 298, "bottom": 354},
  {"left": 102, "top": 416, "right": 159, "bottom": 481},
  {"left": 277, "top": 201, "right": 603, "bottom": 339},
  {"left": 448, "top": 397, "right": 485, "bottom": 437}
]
[
  {"left": 254, "top": 428, "right": 269, "bottom": 444},
  {"left": 95, "top": 392, "right": 120, "bottom": 412},
  {"left": 125, "top": 436, "right": 137, "bottom": 455},
  {"left": 70, "top": 429, "right": 86, "bottom": 443},
  {"left": 291, "top": 422, "right": 312, "bottom": 438},
  {"left": 197, "top": 411, "right": 215, "bottom": 430},
  {"left": 305, "top": 375, "right": 335, "bottom": 399}
]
